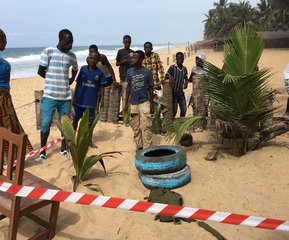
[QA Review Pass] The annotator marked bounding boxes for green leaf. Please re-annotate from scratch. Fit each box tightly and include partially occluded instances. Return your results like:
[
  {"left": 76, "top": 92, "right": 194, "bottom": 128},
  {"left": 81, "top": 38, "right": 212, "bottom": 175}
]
[
  {"left": 166, "top": 116, "right": 204, "bottom": 144},
  {"left": 61, "top": 115, "right": 75, "bottom": 145},
  {"left": 79, "top": 155, "right": 103, "bottom": 181},
  {"left": 76, "top": 108, "right": 90, "bottom": 145}
]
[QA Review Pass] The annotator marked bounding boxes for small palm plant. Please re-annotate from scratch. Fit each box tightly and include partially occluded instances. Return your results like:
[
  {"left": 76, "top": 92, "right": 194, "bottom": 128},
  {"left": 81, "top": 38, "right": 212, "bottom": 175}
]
[
  {"left": 152, "top": 103, "right": 163, "bottom": 134},
  {"left": 203, "top": 24, "right": 276, "bottom": 155},
  {"left": 61, "top": 108, "right": 118, "bottom": 191},
  {"left": 123, "top": 106, "right": 131, "bottom": 127}
]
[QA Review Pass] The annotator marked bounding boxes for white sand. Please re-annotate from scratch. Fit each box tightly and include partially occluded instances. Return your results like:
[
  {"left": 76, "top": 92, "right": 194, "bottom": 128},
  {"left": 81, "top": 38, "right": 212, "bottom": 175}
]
[{"left": 1, "top": 47, "right": 289, "bottom": 239}]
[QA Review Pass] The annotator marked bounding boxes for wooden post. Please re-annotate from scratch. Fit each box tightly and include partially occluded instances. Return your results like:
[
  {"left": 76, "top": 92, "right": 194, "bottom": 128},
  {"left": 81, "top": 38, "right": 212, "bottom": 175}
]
[
  {"left": 107, "top": 84, "right": 121, "bottom": 123},
  {"left": 34, "top": 90, "right": 75, "bottom": 130},
  {"left": 34, "top": 90, "right": 43, "bottom": 130},
  {"left": 167, "top": 57, "right": 169, "bottom": 66},
  {"left": 162, "top": 81, "right": 174, "bottom": 132}
]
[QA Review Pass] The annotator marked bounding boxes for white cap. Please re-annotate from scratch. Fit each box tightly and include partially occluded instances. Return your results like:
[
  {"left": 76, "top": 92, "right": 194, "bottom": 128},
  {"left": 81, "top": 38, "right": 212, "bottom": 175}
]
[{"left": 196, "top": 51, "right": 206, "bottom": 61}]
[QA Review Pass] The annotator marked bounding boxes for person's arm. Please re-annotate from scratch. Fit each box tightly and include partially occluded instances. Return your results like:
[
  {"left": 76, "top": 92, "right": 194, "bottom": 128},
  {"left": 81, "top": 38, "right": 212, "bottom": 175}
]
[
  {"left": 72, "top": 82, "right": 79, "bottom": 106},
  {"left": 37, "top": 65, "right": 46, "bottom": 78},
  {"left": 148, "top": 70, "right": 155, "bottom": 114},
  {"left": 101, "top": 55, "right": 117, "bottom": 83},
  {"left": 156, "top": 54, "right": 165, "bottom": 81},
  {"left": 124, "top": 84, "right": 131, "bottom": 113},
  {"left": 99, "top": 86, "right": 104, "bottom": 111},
  {"left": 183, "top": 68, "right": 188, "bottom": 89},
  {"left": 69, "top": 68, "right": 78, "bottom": 85}
]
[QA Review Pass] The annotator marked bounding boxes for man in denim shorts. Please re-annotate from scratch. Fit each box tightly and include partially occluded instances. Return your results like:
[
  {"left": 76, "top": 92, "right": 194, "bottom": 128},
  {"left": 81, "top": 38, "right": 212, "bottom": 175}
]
[
  {"left": 283, "top": 64, "right": 289, "bottom": 120},
  {"left": 35, "top": 29, "right": 78, "bottom": 162}
]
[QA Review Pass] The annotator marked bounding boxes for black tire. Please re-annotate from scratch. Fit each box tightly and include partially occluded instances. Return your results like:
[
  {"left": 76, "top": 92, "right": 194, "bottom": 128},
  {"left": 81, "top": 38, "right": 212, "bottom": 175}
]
[
  {"left": 134, "top": 145, "right": 187, "bottom": 174},
  {"left": 139, "top": 165, "right": 191, "bottom": 189}
]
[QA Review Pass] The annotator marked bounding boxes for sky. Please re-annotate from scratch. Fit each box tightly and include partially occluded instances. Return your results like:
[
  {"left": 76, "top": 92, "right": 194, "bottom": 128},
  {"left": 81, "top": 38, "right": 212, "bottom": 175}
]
[{"left": 1, "top": 0, "right": 260, "bottom": 48}]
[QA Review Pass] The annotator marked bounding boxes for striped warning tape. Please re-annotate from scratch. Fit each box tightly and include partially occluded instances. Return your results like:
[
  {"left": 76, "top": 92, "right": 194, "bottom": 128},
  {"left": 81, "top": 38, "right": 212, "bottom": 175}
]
[
  {"left": 3, "top": 136, "right": 64, "bottom": 172},
  {"left": 24, "top": 136, "right": 64, "bottom": 160},
  {"left": 0, "top": 180, "right": 288, "bottom": 232}
]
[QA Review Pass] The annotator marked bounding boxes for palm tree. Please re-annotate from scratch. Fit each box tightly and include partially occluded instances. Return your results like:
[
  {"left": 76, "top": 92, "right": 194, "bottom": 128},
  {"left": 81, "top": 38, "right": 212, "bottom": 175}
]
[{"left": 203, "top": 24, "right": 276, "bottom": 155}]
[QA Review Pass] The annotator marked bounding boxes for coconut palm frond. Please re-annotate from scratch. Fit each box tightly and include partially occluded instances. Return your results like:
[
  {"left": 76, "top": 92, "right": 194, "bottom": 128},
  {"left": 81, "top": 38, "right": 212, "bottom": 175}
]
[
  {"left": 166, "top": 116, "right": 204, "bottom": 144},
  {"left": 203, "top": 24, "right": 276, "bottom": 154}
]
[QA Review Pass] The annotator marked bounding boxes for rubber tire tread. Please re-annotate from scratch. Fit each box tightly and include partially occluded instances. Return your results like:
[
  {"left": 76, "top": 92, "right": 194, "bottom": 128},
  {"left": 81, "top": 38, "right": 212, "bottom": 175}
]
[
  {"left": 139, "top": 165, "right": 191, "bottom": 189},
  {"left": 134, "top": 145, "right": 187, "bottom": 174}
]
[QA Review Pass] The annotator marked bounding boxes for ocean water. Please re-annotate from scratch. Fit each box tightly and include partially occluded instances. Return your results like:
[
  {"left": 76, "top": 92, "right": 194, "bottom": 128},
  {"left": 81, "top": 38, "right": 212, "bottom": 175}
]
[{"left": 0, "top": 44, "right": 170, "bottom": 79}]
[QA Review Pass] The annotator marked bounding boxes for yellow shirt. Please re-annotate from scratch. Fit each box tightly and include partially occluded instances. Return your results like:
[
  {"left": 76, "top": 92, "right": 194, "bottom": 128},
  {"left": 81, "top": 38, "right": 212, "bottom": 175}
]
[{"left": 143, "top": 52, "right": 164, "bottom": 88}]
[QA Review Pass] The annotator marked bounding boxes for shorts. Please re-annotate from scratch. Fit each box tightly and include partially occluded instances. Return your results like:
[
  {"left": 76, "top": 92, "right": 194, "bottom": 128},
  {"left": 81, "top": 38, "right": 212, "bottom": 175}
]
[
  {"left": 73, "top": 105, "right": 95, "bottom": 124},
  {"left": 41, "top": 97, "right": 71, "bottom": 133},
  {"left": 285, "top": 79, "right": 289, "bottom": 94}
]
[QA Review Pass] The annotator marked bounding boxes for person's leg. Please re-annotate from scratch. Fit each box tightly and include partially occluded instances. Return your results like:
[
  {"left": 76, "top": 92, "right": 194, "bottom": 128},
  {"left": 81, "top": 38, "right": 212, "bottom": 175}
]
[
  {"left": 121, "top": 81, "right": 128, "bottom": 113},
  {"left": 172, "top": 92, "right": 178, "bottom": 118},
  {"left": 37, "top": 98, "right": 56, "bottom": 160},
  {"left": 89, "top": 108, "right": 98, "bottom": 148},
  {"left": 130, "top": 104, "right": 142, "bottom": 149},
  {"left": 73, "top": 105, "right": 84, "bottom": 130},
  {"left": 58, "top": 100, "right": 71, "bottom": 153},
  {"left": 139, "top": 101, "right": 152, "bottom": 149},
  {"left": 179, "top": 92, "right": 187, "bottom": 117}
]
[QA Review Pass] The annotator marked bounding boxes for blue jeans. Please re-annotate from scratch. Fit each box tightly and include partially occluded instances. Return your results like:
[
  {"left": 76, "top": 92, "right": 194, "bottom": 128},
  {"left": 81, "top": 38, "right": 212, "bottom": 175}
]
[
  {"left": 41, "top": 97, "right": 71, "bottom": 133},
  {"left": 173, "top": 91, "right": 187, "bottom": 117}
]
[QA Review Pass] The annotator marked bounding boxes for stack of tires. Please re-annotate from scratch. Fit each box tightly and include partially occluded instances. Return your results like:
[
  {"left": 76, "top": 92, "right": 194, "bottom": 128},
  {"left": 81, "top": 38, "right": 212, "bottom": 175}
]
[{"left": 134, "top": 146, "right": 191, "bottom": 189}]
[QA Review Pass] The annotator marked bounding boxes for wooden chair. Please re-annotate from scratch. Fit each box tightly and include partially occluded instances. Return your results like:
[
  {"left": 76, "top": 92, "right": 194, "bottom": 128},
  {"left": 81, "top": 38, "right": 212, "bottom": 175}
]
[{"left": 0, "top": 127, "right": 60, "bottom": 239}]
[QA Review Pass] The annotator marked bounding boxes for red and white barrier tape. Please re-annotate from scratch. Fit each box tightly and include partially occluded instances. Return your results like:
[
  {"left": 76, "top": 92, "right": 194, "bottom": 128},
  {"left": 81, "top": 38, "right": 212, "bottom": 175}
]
[
  {"left": 3, "top": 136, "right": 64, "bottom": 172},
  {"left": 0, "top": 181, "right": 288, "bottom": 232},
  {"left": 24, "top": 136, "right": 64, "bottom": 160}
]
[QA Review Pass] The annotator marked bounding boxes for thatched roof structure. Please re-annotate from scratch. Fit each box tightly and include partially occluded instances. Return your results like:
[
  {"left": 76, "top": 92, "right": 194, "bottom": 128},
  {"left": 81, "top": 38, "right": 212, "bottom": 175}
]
[{"left": 194, "top": 31, "right": 289, "bottom": 51}]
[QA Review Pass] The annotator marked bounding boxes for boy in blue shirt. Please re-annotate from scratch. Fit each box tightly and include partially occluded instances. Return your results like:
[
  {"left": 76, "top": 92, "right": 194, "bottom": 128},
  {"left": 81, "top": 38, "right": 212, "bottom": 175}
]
[{"left": 72, "top": 51, "right": 107, "bottom": 130}]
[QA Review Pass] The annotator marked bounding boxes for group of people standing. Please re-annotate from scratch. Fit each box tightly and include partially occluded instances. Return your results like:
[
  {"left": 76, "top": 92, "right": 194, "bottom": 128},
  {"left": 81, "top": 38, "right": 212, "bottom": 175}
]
[
  {"left": 5, "top": 28, "right": 288, "bottom": 161},
  {"left": 0, "top": 28, "right": 206, "bottom": 160}
]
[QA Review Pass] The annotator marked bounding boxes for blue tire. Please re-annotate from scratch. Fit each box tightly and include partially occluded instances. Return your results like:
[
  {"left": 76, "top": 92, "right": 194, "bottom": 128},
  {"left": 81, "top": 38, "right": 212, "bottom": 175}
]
[
  {"left": 139, "top": 165, "right": 191, "bottom": 189},
  {"left": 134, "top": 145, "right": 187, "bottom": 174}
]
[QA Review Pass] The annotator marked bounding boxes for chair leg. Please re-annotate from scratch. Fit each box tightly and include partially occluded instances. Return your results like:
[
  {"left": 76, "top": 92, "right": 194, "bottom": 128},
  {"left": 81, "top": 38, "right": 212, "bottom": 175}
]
[
  {"left": 48, "top": 202, "right": 60, "bottom": 239},
  {"left": 8, "top": 201, "right": 21, "bottom": 240}
]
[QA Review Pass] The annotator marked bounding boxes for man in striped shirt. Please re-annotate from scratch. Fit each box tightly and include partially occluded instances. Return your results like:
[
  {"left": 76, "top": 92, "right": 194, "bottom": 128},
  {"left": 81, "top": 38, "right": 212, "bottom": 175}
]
[
  {"left": 36, "top": 29, "right": 78, "bottom": 162},
  {"left": 165, "top": 52, "right": 188, "bottom": 117}
]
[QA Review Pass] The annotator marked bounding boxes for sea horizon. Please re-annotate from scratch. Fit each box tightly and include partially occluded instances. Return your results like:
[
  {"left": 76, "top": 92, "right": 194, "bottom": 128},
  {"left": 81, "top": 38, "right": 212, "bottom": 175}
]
[{"left": 1, "top": 43, "right": 184, "bottom": 79}]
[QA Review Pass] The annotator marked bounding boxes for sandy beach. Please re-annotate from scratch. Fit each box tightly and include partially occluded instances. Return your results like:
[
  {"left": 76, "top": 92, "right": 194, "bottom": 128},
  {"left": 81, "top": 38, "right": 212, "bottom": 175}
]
[{"left": 1, "top": 46, "right": 289, "bottom": 240}]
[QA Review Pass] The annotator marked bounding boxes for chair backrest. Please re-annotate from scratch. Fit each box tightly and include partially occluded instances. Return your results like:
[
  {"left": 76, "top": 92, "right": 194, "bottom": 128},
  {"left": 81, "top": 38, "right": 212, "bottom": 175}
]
[{"left": 0, "top": 127, "right": 27, "bottom": 185}]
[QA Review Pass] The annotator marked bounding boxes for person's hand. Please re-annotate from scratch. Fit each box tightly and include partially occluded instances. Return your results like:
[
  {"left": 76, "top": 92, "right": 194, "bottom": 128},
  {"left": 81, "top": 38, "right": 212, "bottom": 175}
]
[{"left": 71, "top": 97, "right": 76, "bottom": 107}]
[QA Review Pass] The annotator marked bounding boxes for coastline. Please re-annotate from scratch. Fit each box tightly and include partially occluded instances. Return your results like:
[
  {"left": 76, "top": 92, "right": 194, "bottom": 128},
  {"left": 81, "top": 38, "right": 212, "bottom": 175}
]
[{"left": 2, "top": 47, "right": 289, "bottom": 239}]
